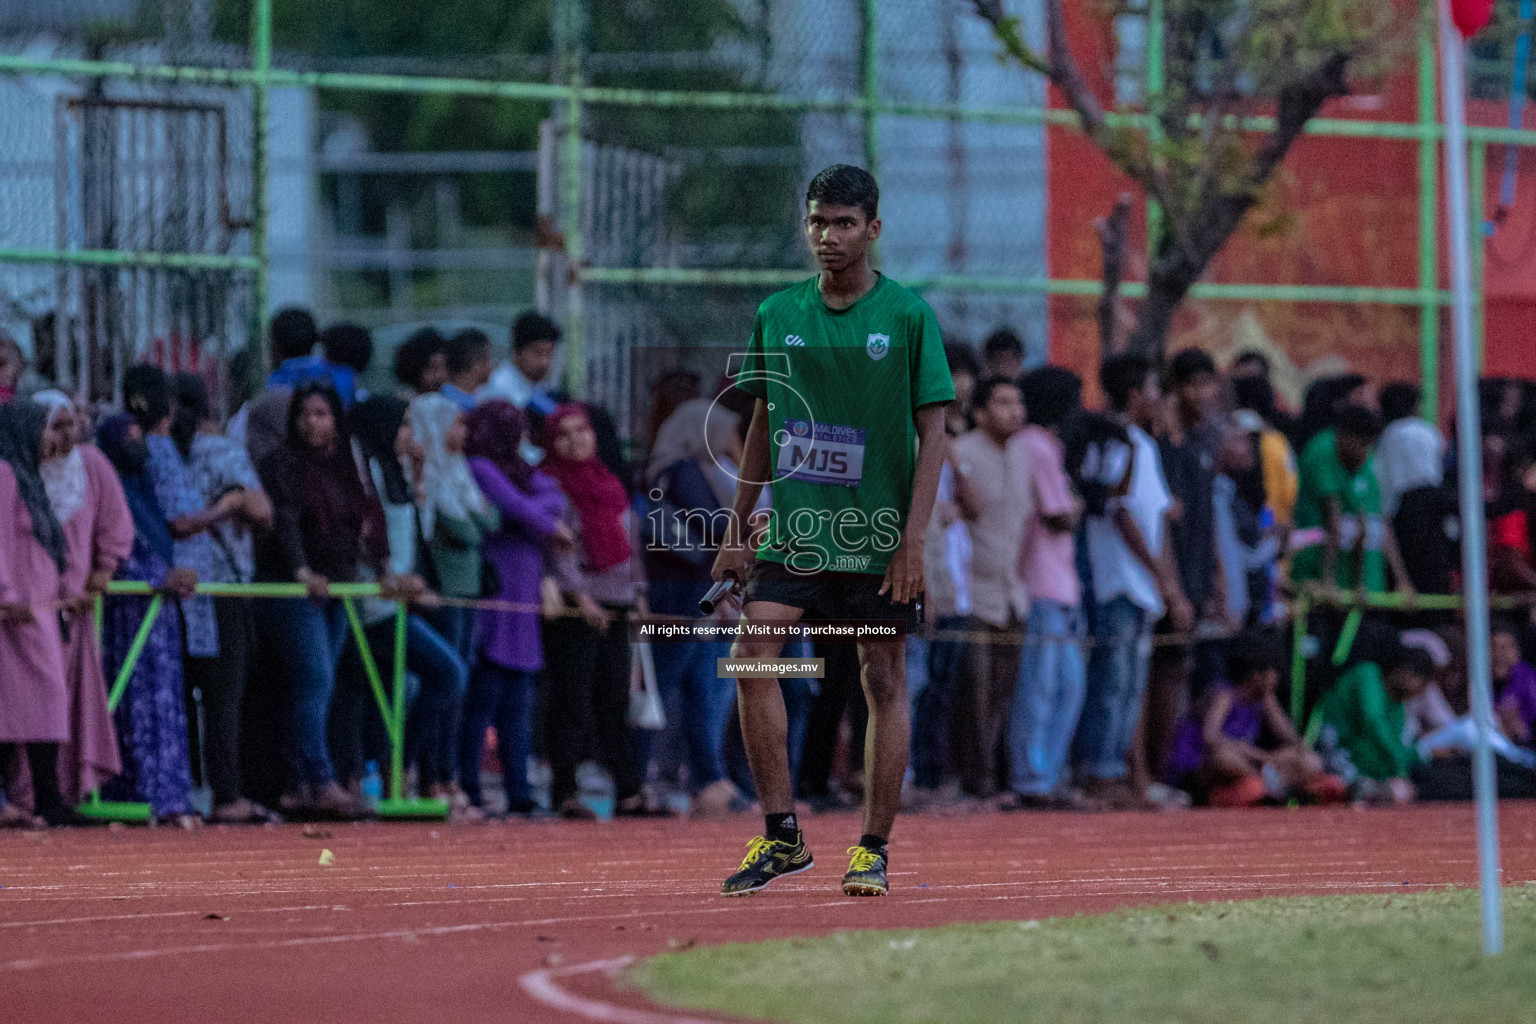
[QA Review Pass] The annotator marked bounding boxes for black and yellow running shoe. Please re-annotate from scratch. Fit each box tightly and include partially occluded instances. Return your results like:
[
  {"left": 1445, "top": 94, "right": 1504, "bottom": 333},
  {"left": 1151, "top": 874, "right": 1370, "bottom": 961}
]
[
  {"left": 841, "top": 845, "right": 888, "bottom": 897},
  {"left": 720, "top": 834, "right": 814, "bottom": 897}
]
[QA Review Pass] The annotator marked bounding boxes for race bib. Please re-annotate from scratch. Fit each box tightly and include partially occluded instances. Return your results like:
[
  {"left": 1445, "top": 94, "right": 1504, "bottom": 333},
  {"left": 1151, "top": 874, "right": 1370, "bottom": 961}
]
[{"left": 777, "top": 420, "right": 866, "bottom": 487}]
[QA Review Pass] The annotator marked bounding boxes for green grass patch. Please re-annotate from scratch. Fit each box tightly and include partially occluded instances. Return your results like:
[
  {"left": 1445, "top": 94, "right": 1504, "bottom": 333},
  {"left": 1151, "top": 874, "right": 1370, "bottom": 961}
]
[{"left": 630, "top": 887, "right": 1536, "bottom": 1024}]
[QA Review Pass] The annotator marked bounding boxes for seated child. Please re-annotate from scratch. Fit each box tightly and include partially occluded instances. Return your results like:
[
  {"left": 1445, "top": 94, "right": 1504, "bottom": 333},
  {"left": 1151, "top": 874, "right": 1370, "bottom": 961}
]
[
  {"left": 1412, "top": 621, "right": 1536, "bottom": 769},
  {"left": 1494, "top": 619, "right": 1536, "bottom": 750},
  {"left": 1168, "top": 632, "right": 1346, "bottom": 807},
  {"left": 1318, "top": 642, "right": 1436, "bottom": 805}
]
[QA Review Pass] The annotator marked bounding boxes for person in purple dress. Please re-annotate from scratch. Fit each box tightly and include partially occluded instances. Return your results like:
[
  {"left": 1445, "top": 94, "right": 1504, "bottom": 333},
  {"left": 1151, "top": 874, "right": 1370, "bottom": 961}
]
[
  {"left": 458, "top": 400, "right": 573, "bottom": 815},
  {"left": 1493, "top": 620, "right": 1536, "bottom": 749},
  {"left": 1167, "top": 632, "right": 1345, "bottom": 807}
]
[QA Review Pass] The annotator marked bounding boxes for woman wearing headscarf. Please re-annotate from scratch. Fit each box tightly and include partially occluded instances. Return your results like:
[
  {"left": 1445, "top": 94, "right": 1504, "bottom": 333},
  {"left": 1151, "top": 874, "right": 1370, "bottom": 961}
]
[
  {"left": 0, "top": 401, "right": 81, "bottom": 826},
  {"left": 29, "top": 391, "right": 132, "bottom": 808},
  {"left": 410, "top": 392, "right": 499, "bottom": 653},
  {"left": 96, "top": 413, "right": 199, "bottom": 825},
  {"left": 407, "top": 392, "right": 497, "bottom": 808},
  {"left": 169, "top": 373, "right": 277, "bottom": 823},
  {"left": 342, "top": 396, "right": 468, "bottom": 809},
  {"left": 459, "top": 400, "right": 572, "bottom": 816},
  {"left": 255, "top": 381, "right": 385, "bottom": 819},
  {"left": 540, "top": 402, "right": 650, "bottom": 818},
  {"left": 128, "top": 366, "right": 242, "bottom": 730}
]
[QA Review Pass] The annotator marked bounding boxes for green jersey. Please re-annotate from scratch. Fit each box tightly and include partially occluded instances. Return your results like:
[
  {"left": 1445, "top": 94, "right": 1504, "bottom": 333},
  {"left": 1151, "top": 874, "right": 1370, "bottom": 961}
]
[
  {"left": 735, "top": 273, "right": 954, "bottom": 574},
  {"left": 1290, "top": 428, "right": 1387, "bottom": 592}
]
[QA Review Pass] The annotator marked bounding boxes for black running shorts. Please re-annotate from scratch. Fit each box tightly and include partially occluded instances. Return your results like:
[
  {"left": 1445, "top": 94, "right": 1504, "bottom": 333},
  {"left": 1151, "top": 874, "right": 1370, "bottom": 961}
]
[{"left": 741, "top": 559, "right": 922, "bottom": 630}]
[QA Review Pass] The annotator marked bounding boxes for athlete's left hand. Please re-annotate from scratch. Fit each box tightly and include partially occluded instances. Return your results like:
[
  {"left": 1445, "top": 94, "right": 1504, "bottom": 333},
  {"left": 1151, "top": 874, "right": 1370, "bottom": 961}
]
[{"left": 879, "top": 538, "right": 924, "bottom": 605}]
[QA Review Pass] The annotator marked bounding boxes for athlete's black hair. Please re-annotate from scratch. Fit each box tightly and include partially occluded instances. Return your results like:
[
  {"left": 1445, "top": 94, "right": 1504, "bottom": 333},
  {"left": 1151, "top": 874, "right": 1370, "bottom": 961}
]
[
  {"left": 972, "top": 375, "right": 1020, "bottom": 413},
  {"left": 1382, "top": 642, "right": 1436, "bottom": 679},
  {"left": 1168, "top": 347, "right": 1217, "bottom": 387},
  {"left": 1226, "top": 630, "right": 1283, "bottom": 685},
  {"left": 983, "top": 327, "right": 1024, "bottom": 361},
  {"left": 446, "top": 328, "right": 493, "bottom": 376},
  {"left": 943, "top": 341, "right": 981, "bottom": 379},
  {"left": 805, "top": 164, "right": 879, "bottom": 221},
  {"left": 1022, "top": 366, "right": 1082, "bottom": 430},
  {"left": 122, "top": 363, "right": 172, "bottom": 432},
  {"left": 1233, "top": 375, "right": 1276, "bottom": 421},
  {"left": 1232, "top": 349, "right": 1271, "bottom": 377},
  {"left": 1491, "top": 615, "right": 1521, "bottom": 641},
  {"left": 270, "top": 307, "right": 318, "bottom": 363},
  {"left": 1334, "top": 403, "right": 1383, "bottom": 442},
  {"left": 513, "top": 310, "right": 561, "bottom": 352},
  {"left": 1100, "top": 352, "right": 1156, "bottom": 413},
  {"left": 320, "top": 322, "right": 373, "bottom": 374},
  {"left": 1380, "top": 382, "right": 1422, "bottom": 424},
  {"left": 393, "top": 327, "right": 446, "bottom": 390}
]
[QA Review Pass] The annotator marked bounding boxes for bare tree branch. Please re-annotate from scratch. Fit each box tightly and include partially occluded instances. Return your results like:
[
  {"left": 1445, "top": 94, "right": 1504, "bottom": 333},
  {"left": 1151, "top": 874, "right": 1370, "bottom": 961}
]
[
  {"left": 1095, "top": 192, "right": 1134, "bottom": 358},
  {"left": 976, "top": 0, "right": 1384, "bottom": 360},
  {"left": 973, "top": 0, "right": 1115, "bottom": 151}
]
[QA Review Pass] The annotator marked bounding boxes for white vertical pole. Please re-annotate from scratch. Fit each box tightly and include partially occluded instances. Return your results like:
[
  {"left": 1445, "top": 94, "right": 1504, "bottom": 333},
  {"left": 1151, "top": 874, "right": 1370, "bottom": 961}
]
[{"left": 1437, "top": 0, "right": 1504, "bottom": 956}]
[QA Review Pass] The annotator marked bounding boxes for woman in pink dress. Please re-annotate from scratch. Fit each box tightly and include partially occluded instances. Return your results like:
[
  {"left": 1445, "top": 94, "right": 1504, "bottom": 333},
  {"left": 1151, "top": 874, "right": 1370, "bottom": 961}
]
[
  {"left": 33, "top": 391, "right": 134, "bottom": 804},
  {"left": 0, "top": 400, "right": 82, "bottom": 826}
]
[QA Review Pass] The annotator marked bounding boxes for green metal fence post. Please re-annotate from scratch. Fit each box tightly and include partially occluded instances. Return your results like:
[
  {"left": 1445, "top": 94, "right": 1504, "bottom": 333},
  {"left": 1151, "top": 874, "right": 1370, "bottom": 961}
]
[
  {"left": 339, "top": 598, "right": 448, "bottom": 819},
  {"left": 251, "top": 0, "right": 272, "bottom": 374},
  {"left": 560, "top": 0, "right": 586, "bottom": 399},
  {"left": 1290, "top": 592, "right": 1310, "bottom": 729},
  {"left": 391, "top": 605, "right": 408, "bottom": 804},
  {"left": 1418, "top": 9, "right": 1440, "bottom": 417},
  {"left": 80, "top": 593, "right": 164, "bottom": 822},
  {"left": 341, "top": 598, "right": 394, "bottom": 733}
]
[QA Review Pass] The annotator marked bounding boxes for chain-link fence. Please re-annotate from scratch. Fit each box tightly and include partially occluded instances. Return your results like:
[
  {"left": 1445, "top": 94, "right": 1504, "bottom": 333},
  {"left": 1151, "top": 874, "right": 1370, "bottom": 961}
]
[{"left": 2, "top": 0, "right": 1534, "bottom": 428}]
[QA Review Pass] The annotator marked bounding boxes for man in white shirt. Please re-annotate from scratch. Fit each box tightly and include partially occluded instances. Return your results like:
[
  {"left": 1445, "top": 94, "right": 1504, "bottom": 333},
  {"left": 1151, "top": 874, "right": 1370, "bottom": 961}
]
[
  {"left": 1375, "top": 381, "right": 1455, "bottom": 597},
  {"left": 1073, "top": 353, "right": 1192, "bottom": 805},
  {"left": 1376, "top": 381, "right": 1445, "bottom": 518},
  {"left": 951, "top": 376, "right": 1031, "bottom": 798},
  {"left": 480, "top": 311, "right": 562, "bottom": 417}
]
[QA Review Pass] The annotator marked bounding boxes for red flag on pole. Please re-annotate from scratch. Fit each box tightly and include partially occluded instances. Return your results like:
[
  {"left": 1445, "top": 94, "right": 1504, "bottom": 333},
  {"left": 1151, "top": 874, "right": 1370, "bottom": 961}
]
[{"left": 1451, "top": 0, "right": 1495, "bottom": 35}]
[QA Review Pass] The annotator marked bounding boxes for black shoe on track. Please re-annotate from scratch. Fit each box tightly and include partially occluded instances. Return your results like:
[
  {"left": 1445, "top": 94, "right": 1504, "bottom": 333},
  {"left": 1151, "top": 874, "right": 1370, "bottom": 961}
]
[{"left": 721, "top": 833, "right": 814, "bottom": 897}]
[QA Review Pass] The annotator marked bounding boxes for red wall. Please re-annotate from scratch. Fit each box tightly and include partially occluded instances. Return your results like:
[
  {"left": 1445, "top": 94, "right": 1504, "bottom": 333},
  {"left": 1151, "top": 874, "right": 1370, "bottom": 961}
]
[{"left": 1046, "top": 2, "right": 1536, "bottom": 410}]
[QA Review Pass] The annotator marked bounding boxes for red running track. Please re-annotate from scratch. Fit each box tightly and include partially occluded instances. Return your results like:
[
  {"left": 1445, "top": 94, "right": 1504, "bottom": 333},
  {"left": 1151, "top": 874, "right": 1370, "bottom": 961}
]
[{"left": 4, "top": 804, "right": 1536, "bottom": 1024}]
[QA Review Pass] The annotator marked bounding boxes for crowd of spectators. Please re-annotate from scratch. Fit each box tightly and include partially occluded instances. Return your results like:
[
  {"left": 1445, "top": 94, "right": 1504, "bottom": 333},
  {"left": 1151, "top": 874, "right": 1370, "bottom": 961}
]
[{"left": 3, "top": 313, "right": 1536, "bottom": 828}]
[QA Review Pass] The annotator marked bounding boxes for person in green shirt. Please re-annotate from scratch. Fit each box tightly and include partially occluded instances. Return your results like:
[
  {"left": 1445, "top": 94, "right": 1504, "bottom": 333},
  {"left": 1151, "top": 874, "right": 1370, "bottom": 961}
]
[
  {"left": 1319, "top": 643, "right": 1435, "bottom": 803},
  {"left": 712, "top": 165, "right": 954, "bottom": 899},
  {"left": 1289, "top": 404, "right": 1413, "bottom": 598}
]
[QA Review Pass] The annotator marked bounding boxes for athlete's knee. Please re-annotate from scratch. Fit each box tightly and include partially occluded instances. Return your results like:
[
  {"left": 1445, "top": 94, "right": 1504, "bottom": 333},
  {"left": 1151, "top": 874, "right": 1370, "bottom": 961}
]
[
  {"left": 730, "top": 639, "right": 785, "bottom": 661},
  {"left": 859, "top": 648, "right": 907, "bottom": 707}
]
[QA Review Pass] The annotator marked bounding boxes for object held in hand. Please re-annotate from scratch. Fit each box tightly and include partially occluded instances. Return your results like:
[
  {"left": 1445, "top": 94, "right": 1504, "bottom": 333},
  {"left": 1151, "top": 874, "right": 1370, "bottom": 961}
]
[{"left": 699, "top": 573, "right": 742, "bottom": 616}]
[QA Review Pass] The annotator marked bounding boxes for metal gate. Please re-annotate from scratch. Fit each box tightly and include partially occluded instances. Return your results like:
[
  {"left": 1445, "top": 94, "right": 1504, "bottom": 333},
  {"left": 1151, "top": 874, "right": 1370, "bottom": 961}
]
[{"left": 53, "top": 92, "right": 251, "bottom": 407}]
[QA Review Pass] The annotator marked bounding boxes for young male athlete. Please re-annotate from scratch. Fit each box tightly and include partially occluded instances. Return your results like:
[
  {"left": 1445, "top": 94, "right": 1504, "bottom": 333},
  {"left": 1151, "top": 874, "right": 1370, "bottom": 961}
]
[{"left": 711, "top": 165, "right": 954, "bottom": 897}]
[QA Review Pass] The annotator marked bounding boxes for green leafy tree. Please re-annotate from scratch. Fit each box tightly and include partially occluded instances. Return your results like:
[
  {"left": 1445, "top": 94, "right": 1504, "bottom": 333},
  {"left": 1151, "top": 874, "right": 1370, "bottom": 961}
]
[{"left": 973, "top": 0, "right": 1406, "bottom": 358}]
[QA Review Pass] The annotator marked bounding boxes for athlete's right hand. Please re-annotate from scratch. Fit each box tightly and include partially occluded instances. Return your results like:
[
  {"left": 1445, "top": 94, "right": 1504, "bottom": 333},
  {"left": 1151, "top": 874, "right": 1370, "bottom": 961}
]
[{"left": 711, "top": 540, "right": 750, "bottom": 585}]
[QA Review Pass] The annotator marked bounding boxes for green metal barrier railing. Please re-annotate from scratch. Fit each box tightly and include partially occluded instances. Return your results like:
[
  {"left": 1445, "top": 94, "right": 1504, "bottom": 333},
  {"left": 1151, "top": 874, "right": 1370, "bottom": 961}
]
[
  {"left": 77, "top": 593, "right": 164, "bottom": 822},
  {"left": 92, "top": 582, "right": 449, "bottom": 822},
  {"left": 1286, "top": 588, "right": 1529, "bottom": 732}
]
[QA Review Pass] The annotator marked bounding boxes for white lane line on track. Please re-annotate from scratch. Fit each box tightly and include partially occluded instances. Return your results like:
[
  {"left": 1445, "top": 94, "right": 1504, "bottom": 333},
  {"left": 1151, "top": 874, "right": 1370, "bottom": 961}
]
[
  {"left": 519, "top": 957, "right": 725, "bottom": 1024},
  {"left": 0, "top": 881, "right": 1438, "bottom": 972},
  {"left": 0, "top": 905, "right": 348, "bottom": 929}
]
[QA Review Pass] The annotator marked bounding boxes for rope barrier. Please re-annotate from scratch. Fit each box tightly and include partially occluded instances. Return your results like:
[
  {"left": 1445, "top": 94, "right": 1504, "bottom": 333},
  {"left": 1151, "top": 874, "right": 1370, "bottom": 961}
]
[{"left": 45, "top": 580, "right": 1534, "bottom": 822}]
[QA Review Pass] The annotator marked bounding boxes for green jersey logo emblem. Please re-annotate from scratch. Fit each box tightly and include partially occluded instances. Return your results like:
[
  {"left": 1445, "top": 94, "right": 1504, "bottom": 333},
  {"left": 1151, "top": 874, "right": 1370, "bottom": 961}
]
[{"left": 866, "top": 333, "right": 890, "bottom": 361}]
